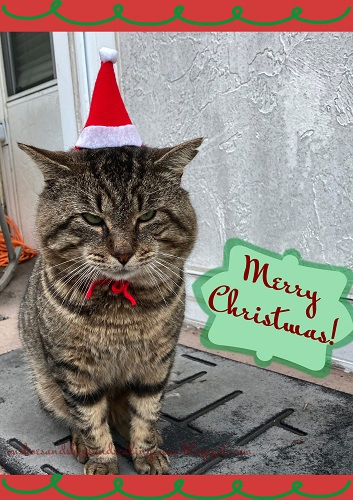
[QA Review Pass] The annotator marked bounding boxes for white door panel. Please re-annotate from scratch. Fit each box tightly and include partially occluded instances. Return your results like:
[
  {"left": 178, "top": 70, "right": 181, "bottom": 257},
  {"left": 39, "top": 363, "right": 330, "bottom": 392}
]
[
  {"left": 0, "top": 33, "right": 64, "bottom": 249},
  {"left": 8, "top": 86, "right": 63, "bottom": 247}
]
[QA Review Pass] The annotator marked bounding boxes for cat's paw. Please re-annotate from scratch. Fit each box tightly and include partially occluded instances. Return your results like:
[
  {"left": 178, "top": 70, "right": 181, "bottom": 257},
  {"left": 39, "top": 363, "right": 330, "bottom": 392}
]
[
  {"left": 133, "top": 448, "right": 170, "bottom": 475},
  {"left": 84, "top": 458, "right": 119, "bottom": 475},
  {"left": 70, "top": 432, "right": 88, "bottom": 464}
]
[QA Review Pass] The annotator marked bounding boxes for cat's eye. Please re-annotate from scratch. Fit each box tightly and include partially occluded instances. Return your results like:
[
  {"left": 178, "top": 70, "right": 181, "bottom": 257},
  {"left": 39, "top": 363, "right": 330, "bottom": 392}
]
[
  {"left": 138, "top": 210, "right": 156, "bottom": 222},
  {"left": 82, "top": 213, "right": 104, "bottom": 225}
]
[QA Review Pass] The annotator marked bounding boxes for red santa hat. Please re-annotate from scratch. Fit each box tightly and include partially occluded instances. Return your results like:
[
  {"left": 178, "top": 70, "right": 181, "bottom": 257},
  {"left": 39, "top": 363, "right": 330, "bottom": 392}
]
[{"left": 75, "top": 47, "right": 142, "bottom": 149}]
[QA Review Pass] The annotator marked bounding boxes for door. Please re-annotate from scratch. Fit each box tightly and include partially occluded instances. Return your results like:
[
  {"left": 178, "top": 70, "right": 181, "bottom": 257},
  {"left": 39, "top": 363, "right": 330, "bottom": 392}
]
[{"left": 0, "top": 32, "right": 64, "bottom": 248}]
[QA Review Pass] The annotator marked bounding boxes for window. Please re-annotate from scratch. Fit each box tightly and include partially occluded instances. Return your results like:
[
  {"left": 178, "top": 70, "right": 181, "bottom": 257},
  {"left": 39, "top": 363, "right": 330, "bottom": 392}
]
[{"left": 1, "top": 33, "right": 56, "bottom": 97}]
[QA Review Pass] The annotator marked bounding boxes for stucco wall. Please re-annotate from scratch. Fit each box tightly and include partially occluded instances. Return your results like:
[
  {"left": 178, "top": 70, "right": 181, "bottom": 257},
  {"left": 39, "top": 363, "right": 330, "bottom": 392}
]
[{"left": 118, "top": 33, "right": 353, "bottom": 279}]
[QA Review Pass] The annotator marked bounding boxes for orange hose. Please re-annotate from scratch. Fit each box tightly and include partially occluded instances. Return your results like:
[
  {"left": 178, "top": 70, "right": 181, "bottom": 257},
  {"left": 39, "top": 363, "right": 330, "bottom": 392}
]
[{"left": 0, "top": 215, "right": 37, "bottom": 266}]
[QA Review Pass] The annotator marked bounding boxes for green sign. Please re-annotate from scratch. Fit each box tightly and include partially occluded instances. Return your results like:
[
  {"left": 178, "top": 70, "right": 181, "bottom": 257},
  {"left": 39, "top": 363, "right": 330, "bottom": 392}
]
[{"left": 193, "top": 239, "right": 353, "bottom": 377}]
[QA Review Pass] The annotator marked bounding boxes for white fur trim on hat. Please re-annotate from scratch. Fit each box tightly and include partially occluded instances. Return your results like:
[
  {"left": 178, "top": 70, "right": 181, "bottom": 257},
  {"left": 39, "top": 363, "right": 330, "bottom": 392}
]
[
  {"left": 75, "top": 125, "right": 143, "bottom": 149},
  {"left": 99, "top": 47, "right": 118, "bottom": 63}
]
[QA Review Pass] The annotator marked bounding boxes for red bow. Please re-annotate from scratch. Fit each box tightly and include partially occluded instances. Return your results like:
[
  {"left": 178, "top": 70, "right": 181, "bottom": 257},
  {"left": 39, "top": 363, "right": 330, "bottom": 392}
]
[{"left": 85, "top": 279, "right": 136, "bottom": 306}]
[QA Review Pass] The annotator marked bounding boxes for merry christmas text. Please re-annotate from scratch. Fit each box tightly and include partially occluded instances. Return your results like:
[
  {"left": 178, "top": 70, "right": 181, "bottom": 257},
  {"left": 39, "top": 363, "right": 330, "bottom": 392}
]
[{"left": 208, "top": 255, "right": 338, "bottom": 345}]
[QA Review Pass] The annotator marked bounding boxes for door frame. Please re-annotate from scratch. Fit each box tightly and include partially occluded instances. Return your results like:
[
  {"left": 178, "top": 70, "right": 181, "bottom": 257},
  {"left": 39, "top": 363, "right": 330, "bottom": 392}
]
[{"left": 0, "top": 35, "right": 21, "bottom": 226}]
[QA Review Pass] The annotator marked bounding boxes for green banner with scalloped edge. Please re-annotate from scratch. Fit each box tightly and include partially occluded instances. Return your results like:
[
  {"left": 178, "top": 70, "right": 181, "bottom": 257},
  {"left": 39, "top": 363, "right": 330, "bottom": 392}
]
[
  {"left": 193, "top": 239, "right": 353, "bottom": 377},
  {"left": 1, "top": 475, "right": 352, "bottom": 499},
  {"left": 1, "top": 2, "right": 352, "bottom": 27},
  {"left": 0, "top": 0, "right": 352, "bottom": 30}
]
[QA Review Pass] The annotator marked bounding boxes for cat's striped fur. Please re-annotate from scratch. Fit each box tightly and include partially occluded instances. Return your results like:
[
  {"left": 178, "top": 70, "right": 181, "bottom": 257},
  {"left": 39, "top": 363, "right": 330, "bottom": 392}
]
[{"left": 18, "top": 140, "right": 202, "bottom": 474}]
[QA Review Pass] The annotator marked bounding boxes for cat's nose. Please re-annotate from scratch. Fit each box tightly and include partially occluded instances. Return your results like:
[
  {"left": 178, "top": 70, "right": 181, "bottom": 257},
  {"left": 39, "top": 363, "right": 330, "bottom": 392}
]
[
  {"left": 110, "top": 238, "right": 134, "bottom": 265},
  {"left": 115, "top": 252, "right": 133, "bottom": 265}
]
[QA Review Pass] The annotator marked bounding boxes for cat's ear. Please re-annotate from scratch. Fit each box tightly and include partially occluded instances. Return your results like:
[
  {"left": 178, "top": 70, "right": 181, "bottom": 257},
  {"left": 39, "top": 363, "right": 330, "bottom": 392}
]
[
  {"left": 18, "top": 143, "right": 73, "bottom": 181},
  {"left": 154, "top": 138, "right": 203, "bottom": 176}
]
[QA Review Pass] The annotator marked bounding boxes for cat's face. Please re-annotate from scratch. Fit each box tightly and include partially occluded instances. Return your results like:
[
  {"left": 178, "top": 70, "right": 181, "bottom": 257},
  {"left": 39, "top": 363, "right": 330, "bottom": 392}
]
[{"left": 19, "top": 140, "right": 202, "bottom": 285}]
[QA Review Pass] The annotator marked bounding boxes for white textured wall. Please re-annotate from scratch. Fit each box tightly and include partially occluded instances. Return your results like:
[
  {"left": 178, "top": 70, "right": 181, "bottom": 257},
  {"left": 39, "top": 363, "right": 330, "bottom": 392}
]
[{"left": 118, "top": 33, "right": 353, "bottom": 280}]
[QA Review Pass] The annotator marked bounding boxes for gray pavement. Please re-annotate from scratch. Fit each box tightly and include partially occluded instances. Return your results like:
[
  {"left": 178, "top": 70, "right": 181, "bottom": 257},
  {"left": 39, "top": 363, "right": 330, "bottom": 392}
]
[{"left": 1, "top": 344, "right": 353, "bottom": 474}]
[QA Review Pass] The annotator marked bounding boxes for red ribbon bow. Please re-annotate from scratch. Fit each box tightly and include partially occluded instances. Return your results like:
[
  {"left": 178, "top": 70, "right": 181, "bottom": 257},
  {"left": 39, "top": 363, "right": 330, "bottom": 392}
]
[{"left": 85, "top": 279, "right": 136, "bottom": 306}]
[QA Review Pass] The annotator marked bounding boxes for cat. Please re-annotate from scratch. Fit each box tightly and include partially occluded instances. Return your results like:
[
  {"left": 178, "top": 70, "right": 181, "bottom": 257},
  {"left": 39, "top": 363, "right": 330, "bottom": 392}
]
[{"left": 17, "top": 138, "right": 202, "bottom": 475}]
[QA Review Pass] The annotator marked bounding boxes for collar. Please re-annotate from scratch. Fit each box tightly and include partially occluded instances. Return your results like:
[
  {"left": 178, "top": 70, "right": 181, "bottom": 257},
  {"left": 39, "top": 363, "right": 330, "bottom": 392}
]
[{"left": 85, "top": 279, "right": 137, "bottom": 306}]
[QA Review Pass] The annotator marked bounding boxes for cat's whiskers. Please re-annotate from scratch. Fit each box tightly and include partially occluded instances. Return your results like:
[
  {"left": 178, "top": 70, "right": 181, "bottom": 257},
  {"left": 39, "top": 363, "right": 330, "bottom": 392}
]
[
  {"left": 78, "top": 270, "right": 99, "bottom": 314},
  {"left": 44, "top": 260, "right": 88, "bottom": 284},
  {"left": 145, "top": 265, "right": 167, "bottom": 306},
  {"left": 59, "top": 263, "right": 93, "bottom": 308},
  {"left": 75, "top": 267, "right": 101, "bottom": 315},
  {"left": 154, "top": 259, "right": 182, "bottom": 280},
  {"left": 40, "top": 267, "right": 100, "bottom": 349},
  {"left": 51, "top": 262, "right": 91, "bottom": 295},
  {"left": 153, "top": 272, "right": 185, "bottom": 305},
  {"left": 149, "top": 263, "right": 185, "bottom": 306},
  {"left": 152, "top": 261, "right": 184, "bottom": 287},
  {"left": 38, "top": 261, "right": 90, "bottom": 315},
  {"left": 27, "top": 259, "right": 82, "bottom": 282},
  {"left": 155, "top": 257, "right": 183, "bottom": 273},
  {"left": 39, "top": 261, "right": 93, "bottom": 317},
  {"left": 38, "top": 259, "right": 87, "bottom": 294},
  {"left": 78, "top": 265, "right": 101, "bottom": 297},
  {"left": 63, "top": 272, "right": 87, "bottom": 307},
  {"left": 71, "top": 263, "right": 95, "bottom": 293},
  {"left": 157, "top": 251, "right": 187, "bottom": 262},
  {"left": 32, "top": 256, "right": 84, "bottom": 278},
  {"left": 45, "top": 256, "right": 84, "bottom": 270}
]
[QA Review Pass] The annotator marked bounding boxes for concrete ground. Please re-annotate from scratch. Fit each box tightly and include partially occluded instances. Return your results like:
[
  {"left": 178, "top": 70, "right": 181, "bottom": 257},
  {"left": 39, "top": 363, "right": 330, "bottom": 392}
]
[{"left": 1, "top": 259, "right": 353, "bottom": 474}]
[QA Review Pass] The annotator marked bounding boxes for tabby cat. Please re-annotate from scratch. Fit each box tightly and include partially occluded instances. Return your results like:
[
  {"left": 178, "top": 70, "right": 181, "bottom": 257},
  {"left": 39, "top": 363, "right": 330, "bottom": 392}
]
[{"left": 18, "top": 139, "right": 202, "bottom": 475}]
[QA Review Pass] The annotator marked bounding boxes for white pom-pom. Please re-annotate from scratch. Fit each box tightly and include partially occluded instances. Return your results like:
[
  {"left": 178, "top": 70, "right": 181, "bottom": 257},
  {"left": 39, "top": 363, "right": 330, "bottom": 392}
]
[{"left": 99, "top": 47, "right": 118, "bottom": 64}]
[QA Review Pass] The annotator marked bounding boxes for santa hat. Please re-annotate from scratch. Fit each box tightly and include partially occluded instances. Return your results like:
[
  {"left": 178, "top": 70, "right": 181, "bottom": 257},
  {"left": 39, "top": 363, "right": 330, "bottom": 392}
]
[{"left": 75, "top": 47, "right": 142, "bottom": 149}]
